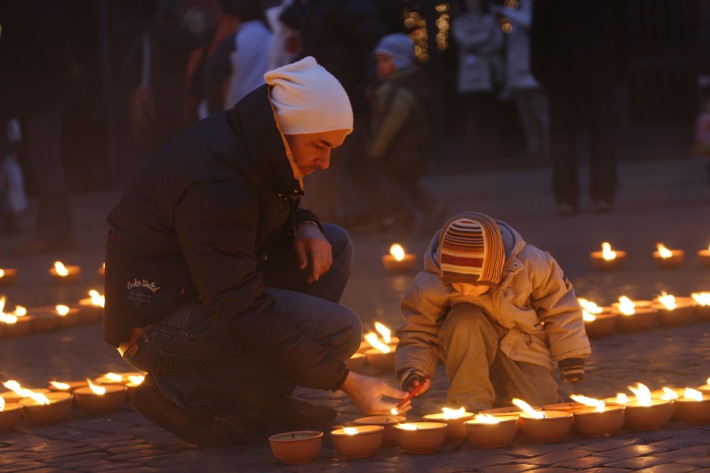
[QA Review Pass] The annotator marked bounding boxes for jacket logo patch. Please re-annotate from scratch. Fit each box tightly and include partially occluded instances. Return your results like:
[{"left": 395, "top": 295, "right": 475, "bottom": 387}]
[{"left": 126, "top": 278, "right": 160, "bottom": 307}]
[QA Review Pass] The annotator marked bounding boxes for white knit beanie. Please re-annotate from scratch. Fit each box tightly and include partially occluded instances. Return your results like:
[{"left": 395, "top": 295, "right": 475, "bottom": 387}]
[{"left": 264, "top": 56, "right": 353, "bottom": 135}]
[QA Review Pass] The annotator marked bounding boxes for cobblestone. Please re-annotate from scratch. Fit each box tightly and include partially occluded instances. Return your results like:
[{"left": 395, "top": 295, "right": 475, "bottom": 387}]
[{"left": 1, "top": 157, "right": 710, "bottom": 471}]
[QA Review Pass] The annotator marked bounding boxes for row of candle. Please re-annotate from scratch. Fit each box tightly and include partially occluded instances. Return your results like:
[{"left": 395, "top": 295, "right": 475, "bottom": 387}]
[
  {"left": 591, "top": 242, "right": 710, "bottom": 269},
  {"left": 0, "top": 291, "right": 104, "bottom": 338},
  {"left": 270, "top": 379, "right": 710, "bottom": 464},
  {"left": 0, "top": 261, "right": 105, "bottom": 287},
  {"left": 0, "top": 372, "right": 145, "bottom": 431}
]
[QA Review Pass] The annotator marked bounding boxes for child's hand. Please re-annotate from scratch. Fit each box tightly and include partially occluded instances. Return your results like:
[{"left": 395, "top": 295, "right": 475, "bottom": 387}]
[{"left": 558, "top": 358, "right": 585, "bottom": 383}]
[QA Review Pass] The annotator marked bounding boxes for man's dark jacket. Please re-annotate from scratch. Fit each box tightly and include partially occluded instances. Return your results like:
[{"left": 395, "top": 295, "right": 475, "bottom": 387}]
[{"left": 104, "top": 85, "right": 347, "bottom": 391}]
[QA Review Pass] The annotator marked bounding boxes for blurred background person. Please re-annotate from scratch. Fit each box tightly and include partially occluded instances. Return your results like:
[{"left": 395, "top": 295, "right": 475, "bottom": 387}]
[
  {"left": 452, "top": 0, "right": 505, "bottom": 162},
  {"left": 530, "top": 0, "right": 630, "bottom": 215},
  {"left": 265, "top": 0, "right": 301, "bottom": 70}
]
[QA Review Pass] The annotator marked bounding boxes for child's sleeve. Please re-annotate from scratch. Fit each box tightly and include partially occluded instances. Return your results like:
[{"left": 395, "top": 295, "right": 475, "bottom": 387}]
[{"left": 395, "top": 271, "right": 450, "bottom": 384}]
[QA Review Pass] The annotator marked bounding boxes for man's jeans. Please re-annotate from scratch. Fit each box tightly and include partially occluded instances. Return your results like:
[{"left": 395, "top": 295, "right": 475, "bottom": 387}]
[
  {"left": 123, "top": 224, "right": 361, "bottom": 421},
  {"left": 439, "top": 303, "right": 560, "bottom": 411}
]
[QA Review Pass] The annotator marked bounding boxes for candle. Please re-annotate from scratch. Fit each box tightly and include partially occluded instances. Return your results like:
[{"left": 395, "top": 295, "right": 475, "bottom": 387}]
[
  {"left": 0, "top": 396, "right": 23, "bottom": 432},
  {"left": 590, "top": 242, "right": 626, "bottom": 269},
  {"left": 611, "top": 296, "right": 657, "bottom": 333},
  {"left": 464, "top": 414, "right": 518, "bottom": 448},
  {"left": 394, "top": 422, "right": 447, "bottom": 454},
  {"left": 692, "top": 292, "right": 710, "bottom": 321},
  {"left": 673, "top": 388, "right": 710, "bottom": 425},
  {"left": 569, "top": 394, "right": 625, "bottom": 437},
  {"left": 697, "top": 377, "right": 710, "bottom": 395},
  {"left": 363, "top": 328, "right": 397, "bottom": 372},
  {"left": 74, "top": 379, "right": 126, "bottom": 415},
  {"left": 423, "top": 407, "right": 475, "bottom": 442},
  {"left": 0, "top": 268, "right": 17, "bottom": 287},
  {"left": 2, "top": 380, "right": 50, "bottom": 403},
  {"left": 49, "top": 261, "right": 81, "bottom": 283},
  {"left": 653, "top": 243, "right": 684, "bottom": 269},
  {"left": 331, "top": 425, "right": 384, "bottom": 459},
  {"left": 654, "top": 292, "right": 695, "bottom": 327},
  {"left": 54, "top": 304, "right": 82, "bottom": 328},
  {"left": 268, "top": 430, "right": 323, "bottom": 464},
  {"left": 513, "top": 398, "right": 573, "bottom": 443},
  {"left": 19, "top": 391, "right": 73, "bottom": 425},
  {"left": 0, "top": 298, "right": 31, "bottom": 337},
  {"left": 28, "top": 310, "right": 60, "bottom": 333},
  {"left": 579, "top": 298, "right": 617, "bottom": 339},
  {"left": 48, "top": 380, "right": 89, "bottom": 393},
  {"left": 77, "top": 289, "right": 105, "bottom": 324},
  {"left": 353, "top": 415, "right": 406, "bottom": 446},
  {"left": 623, "top": 383, "right": 673, "bottom": 430},
  {"left": 698, "top": 245, "right": 710, "bottom": 268},
  {"left": 382, "top": 243, "right": 417, "bottom": 272}
]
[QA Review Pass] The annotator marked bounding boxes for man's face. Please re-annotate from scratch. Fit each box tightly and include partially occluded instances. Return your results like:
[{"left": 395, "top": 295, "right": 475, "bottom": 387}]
[
  {"left": 451, "top": 282, "right": 489, "bottom": 297},
  {"left": 284, "top": 129, "right": 349, "bottom": 176}
]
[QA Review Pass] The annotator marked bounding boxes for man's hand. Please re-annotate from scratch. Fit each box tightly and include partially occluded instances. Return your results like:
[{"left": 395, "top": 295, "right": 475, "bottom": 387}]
[
  {"left": 340, "top": 371, "right": 410, "bottom": 415},
  {"left": 294, "top": 222, "right": 332, "bottom": 284}
]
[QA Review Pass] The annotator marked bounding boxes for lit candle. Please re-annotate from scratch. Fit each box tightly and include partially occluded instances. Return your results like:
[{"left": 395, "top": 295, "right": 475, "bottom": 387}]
[
  {"left": 330, "top": 425, "right": 384, "bottom": 459},
  {"left": 0, "top": 267, "right": 17, "bottom": 287},
  {"left": 423, "top": 407, "right": 474, "bottom": 442},
  {"left": 49, "top": 260, "right": 81, "bottom": 283},
  {"left": 19, "top": 391, "right": 73, "bottom": 425},
  {"left": 55, "top": 304, "right": 82, "bottom": 328},
  {"left": 698, "top": 244, "right": 710, "bottom": 268},
  {"left": 612, "top": 296, "right": 657, "bottom": 333},
  {"left": 569, "top": 394, "right": 625, "bottom": 437},
  {"left": 382, "top": 243, "right": 417, "bottom": 272},
  {"left": 624, "top": 382, "right": 673, "bottom": 430},
  {"left": 353, "top": 415, "right": 406, "bottom": 446},
  {"left": 363, "top": 327, "right": 396, "bottom": 373},
  {"left": 654, "top": 292, "right": 695, "bottom": 327},
  {"left": 464, "top": 414, "right": 518, "bottom": 448},
  {"left": 692, "top": 292, "right": 710, "bottom": 321},
  {"left": 0, "top": 395, "right": 23, "bottom": 432},
  {"left": 590, "top": 242, "right": 626, "bottom": 269},
  {"left": 0, "top": 298, "right": 31, "bottom": 337},
  {"left": 76, "top": 289, "right": 105, "bottom": 323},
  {"left": 579, "top": 298, "right": 617, "bottom": 339},
  {"left": 513, "top": 398, "right": 573, "bottom": 443},
  {"left": 394, "top": 422, "right": 447, "bottom": 454},
  {"left": 653, "top": 243, "right": 684, "bottom": 269},
  {"left": 73, "top": 379, "right": 126, "bottom": 415}
]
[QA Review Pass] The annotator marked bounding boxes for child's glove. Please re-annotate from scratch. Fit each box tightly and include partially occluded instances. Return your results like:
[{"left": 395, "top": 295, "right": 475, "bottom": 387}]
[
  {"left": 400, "top": 369, "right": 430, "bottom": 395},
  {"left": 558, "top": 358, "right": 584, "bottom": 383}
]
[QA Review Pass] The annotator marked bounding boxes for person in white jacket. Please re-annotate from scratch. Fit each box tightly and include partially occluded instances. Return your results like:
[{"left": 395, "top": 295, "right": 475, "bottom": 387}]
[{"left": 395, "top": 211, "right": 591, "bottom": 411}]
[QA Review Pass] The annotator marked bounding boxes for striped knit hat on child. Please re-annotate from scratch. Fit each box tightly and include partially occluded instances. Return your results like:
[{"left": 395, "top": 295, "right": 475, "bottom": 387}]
[{"left": 438, "top": 212, "right": 505, "bottom": 286}]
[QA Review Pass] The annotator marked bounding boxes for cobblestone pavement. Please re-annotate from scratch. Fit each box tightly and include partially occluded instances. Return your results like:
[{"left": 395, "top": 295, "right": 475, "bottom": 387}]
[{"left": 1, "top": 157, "right": 710, "bottom": 472}]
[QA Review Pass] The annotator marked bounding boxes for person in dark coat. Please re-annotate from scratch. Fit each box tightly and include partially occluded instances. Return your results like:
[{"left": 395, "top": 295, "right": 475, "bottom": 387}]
[
  {"left": 104, "top": 57, "right": 409, "bottom": 447},
  {"left": 530, "top": 0, "right": 630, "bottom": 215}
]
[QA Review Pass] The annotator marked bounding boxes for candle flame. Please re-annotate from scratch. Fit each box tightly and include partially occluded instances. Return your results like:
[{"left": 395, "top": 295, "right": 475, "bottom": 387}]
[
  {"left": 390, "top": 407, "right": 399, "bottom": 415},
  {"left": 104, "top": 373, "right": 123, "bottom": 382},
  {"left": 3, "top": 380, "right": 30, "bottom": 397},
  {"left": 0, "top": 269, "right": 4, "bottom": 278},
  {"left": 656, "top": 243, "right": 673, "bottom": 259},
  {"left": 570, "top": 394, "right": 605, "bottom": 413},
  {"left": 389, "top": 244, "right": 405, "bottom": 262},
  {"left": 512, "top": 398, "right": 544, "bottom": 418},
  {"left": 364, "top": 332, "right": 391, "bottom": 353},
  {"left": 616, "top": 393, "right": 629, "bottom": 405},
  {"left": 578, "top": 298, "right": 603, "bottom": 315},
  {"left": 442, "top": 407, "right": 466, "bottom": 419},
  {"left": 657, "top": 292, "right": 676, "bottom": 310},
  {"left": 691, "top": 292, "right": 710, "bottom": 306},
  {"left": 601, "top": 242, "right": 616, "bottom": 260},
  {"left": 628, "top": 382, "right": 652, "bottom": 406},
  {"left": 128, "top": 375, "right": 145, "bottom": 385},
  {"left": 87, "top": 379, "right": 106, "bottom": 395},
  {"left": 618, "top": 296, "right": 635, "bottom": 316},
  {"left": 0, "top": 395, "right": 4, "bottom": 411},
  {"left": 89, "top": 290, "right": 105, "bottom": 308},
  {"left": 398, "top": 423, "right": 419, "bottom": 430},
  {"left": 53, "top": 261, "right": 69, "bottom": 276},
  {"left": 684, "top": 388, "right": 703, "bottom": 401},
  {"left": 660, "top": 387, "right": 679, "bottom": 400},
  {"left": 374, "top": 322, "right": 392, "bottom": 344},
  {"left": 55, "top": 305, "right": 70, "bottom": 316},
  {"left": 343, "top": 427, "right": 359, "bottom": 435},
  {"left": 582, "top": 310, "right": 596, "bottom": 322},
  {"left": 473, "top": 413, "right": 500, "bottom": 424},
  {"left": 50, "top": 381, "right": 71, "bottom": 391}
]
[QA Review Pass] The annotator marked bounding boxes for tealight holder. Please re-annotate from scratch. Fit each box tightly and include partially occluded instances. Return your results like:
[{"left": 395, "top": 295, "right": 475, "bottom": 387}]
[
  {"left": 268, "top": 430, "right": 323, "bottom": 465},
  {"left": 2, "top": 316, "right": 32, "bottom": 337},
  {"left": 624, "top": 400, "right": 673, "bottom": 431},
  {"left": 590, "top": 250, "right": 626, "bottom": 270},
  {"left": 653, "top": 249, "right": 684, "bottom": 269},
  {"left": 572, "top": 406, "right": 625, "bottom": 437},
  {"left": 464, "top": 415, "right": 518, "bottom": 448},
  {"left": 0, "top": 403, "right": 23, "bottom": 432},
  {"left": 422, "top": 411, "right": 475, "bottom": 443},
  {"left": 654, "top": 296, "right": 696, "bottom": 327},
  {"left": 20, "top": 392, "right": 73, "bottom": 425},
  {"left": 695, "top": 301, "right": 710, "bottom": 321},
  {"left": 381, "top": 254, "right": 417, "bottom": 272},
  {"left": 673, "top": 394, "right": 710, "bottom": 425},
  {"left": 49, "top": 265, "right": 81, "bottom": 284},
  {"left": 55, "top": 307, "right": 82, "bottom": 329},
  {"left": 541, "top": 401, "right": 587, "bottom": 413},
  {"left": 331, "top": 425, "right": 384, "bottom": 459},
  {"left": 28, "top": 313, "right": 60, "bottom": 333},
  {"left": 698, "top": 382, "right": 710, "bottom": 396},
  {"left": 354, "top": 415, "right": 406, "bottom": 447},
  {"left": 74, "top": 385, "right": 127, "bottom": 415},
  {"left": 0, "top": 268, "right": 17, "bottom": 287},
  {"left": 394, "top": 422, "right": 447, "bottom": 454},
  {"left": 364, "top": 348, "right": 396, "bottom": 373},
  {"left": 345, "top": 353, "right": 366, "bottom": 373},
  {"left": 584, "top": 311, "right": 618, "bottom": 339},
  {"left": 76, "top": 299, "right": 104, "bottom": 324},
  {"left": 94, "top": 372, "right": 146, "bottom": 386},
  {"left": 611, "top": 305, "right": 657, "bottom": 333},
  {"left": 518, "top": 411, "right": 573, "bottom": 443},
  {"left": 698, "top": 248, "right": 710, "bottom": 268}
]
